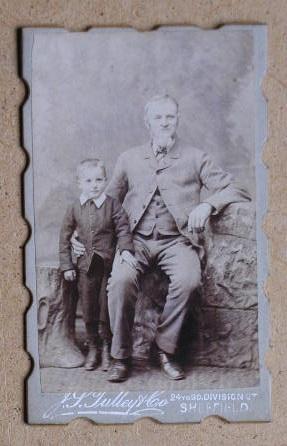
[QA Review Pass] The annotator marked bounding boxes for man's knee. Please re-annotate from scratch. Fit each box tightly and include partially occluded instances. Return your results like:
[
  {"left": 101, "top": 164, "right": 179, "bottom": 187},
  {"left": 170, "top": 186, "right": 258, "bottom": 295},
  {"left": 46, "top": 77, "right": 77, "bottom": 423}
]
[
  {"left": 109, "top": 264, "right": 137, "bottom": 288},
  {"left": 107, "top": 262, "right": 139, "bottom": 309},
  {"left": 171, "top": 268, "right": 201, "bottom": 298}
]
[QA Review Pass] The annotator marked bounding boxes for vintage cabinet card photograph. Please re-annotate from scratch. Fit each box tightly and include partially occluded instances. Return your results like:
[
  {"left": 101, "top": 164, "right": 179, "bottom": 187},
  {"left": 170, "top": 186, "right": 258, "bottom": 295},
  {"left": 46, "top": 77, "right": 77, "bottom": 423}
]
[{"left": 22, "top": 25, "right": 269, "bottom": 424}]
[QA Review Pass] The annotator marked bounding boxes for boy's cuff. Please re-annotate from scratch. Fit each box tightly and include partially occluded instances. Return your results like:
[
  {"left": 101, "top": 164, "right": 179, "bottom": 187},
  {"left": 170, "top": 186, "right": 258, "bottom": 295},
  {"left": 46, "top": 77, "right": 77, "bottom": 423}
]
[{"left": 118, "top": 238, "right": 135, "bottom": 255}]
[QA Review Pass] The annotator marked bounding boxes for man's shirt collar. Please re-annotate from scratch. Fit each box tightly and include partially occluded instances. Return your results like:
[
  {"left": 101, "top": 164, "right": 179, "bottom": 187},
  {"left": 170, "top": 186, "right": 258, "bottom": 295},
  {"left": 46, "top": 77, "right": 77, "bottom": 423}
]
[{"left": 80, "top": 192, "right": 107, "bottom": 208}]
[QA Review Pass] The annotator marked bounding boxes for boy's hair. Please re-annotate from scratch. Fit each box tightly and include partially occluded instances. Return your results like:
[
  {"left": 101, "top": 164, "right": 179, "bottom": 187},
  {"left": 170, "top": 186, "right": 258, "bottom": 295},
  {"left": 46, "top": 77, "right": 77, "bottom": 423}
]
[{"left": 76, "top": 158, "right": 107, "bottom": 179}]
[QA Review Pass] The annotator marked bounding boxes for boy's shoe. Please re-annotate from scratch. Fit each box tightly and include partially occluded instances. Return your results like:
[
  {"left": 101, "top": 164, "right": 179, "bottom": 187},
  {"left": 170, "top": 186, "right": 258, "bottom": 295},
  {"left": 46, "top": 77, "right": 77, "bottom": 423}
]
[
  {"left": 85, "top": 345, "right": 99, "bottom": 371},
  {"left": 107, "top": 359, "right": 129, "bottom": 382},
  {"left": 101, "top": 341, "right": 111, "bottom": 372}
]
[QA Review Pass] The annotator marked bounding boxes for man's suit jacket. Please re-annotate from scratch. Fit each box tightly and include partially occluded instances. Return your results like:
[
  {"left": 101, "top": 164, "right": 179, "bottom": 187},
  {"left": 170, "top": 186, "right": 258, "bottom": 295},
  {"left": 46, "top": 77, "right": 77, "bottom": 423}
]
[{"left": 106, "top": 138, "right": 251, "bottom": 253}]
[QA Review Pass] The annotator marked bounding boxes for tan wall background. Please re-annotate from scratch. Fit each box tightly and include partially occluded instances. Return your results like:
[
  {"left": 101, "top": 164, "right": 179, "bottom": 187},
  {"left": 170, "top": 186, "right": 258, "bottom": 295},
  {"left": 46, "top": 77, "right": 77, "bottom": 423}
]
[{"left": 0, "top": 1, "right": 286, "bottom": 444}]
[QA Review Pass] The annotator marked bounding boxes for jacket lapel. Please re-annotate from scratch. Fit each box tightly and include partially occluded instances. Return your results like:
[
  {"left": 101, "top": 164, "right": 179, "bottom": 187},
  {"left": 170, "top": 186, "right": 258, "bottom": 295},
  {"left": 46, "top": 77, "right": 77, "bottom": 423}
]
[
  {"left": 141, "top": 138, "right": 182, "bottom": 171},
  {"left": 157, "top": 137, "right": 182, "bottom": 171},
  {"left": 141, "top": 142, "right": 158, "bottom": 170}
]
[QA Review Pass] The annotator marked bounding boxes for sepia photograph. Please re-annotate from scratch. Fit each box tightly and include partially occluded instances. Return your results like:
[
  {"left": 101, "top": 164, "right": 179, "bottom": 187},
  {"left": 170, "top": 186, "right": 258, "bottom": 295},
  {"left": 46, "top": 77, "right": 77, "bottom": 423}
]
[{"left": 23, "top": 25, "right": 269, "bottom": 423}]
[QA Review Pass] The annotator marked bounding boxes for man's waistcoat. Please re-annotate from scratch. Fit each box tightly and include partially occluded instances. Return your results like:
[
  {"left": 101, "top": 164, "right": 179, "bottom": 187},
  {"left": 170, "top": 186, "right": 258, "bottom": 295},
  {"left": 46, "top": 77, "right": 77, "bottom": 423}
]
[{"left": 135, "top": 187, "right": 179, "bottom": 236}]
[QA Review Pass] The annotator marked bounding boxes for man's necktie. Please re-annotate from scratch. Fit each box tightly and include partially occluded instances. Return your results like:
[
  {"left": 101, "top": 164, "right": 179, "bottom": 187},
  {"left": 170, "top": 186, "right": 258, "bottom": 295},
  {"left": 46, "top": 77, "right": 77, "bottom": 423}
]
[{"left": 155, "top": 146, "right": 167, "bottom": 159}]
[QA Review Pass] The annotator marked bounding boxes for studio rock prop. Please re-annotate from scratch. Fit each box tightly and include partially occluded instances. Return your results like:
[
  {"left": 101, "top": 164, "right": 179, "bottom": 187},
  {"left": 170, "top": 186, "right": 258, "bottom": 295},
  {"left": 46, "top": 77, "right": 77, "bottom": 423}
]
[{"left": 23, "top": 26, "right": 270, "bottom": 424}]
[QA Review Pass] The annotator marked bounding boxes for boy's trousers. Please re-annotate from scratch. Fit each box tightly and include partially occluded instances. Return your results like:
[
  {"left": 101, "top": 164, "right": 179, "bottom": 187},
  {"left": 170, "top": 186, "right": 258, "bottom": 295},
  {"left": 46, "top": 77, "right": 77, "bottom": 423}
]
[{"left": 77, "top": 254, "right": 111, "bottom": 345}]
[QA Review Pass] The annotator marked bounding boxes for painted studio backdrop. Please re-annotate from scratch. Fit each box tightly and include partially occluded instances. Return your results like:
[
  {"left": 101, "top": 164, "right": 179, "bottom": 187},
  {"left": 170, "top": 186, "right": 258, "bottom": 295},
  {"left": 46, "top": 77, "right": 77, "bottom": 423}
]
[{"left": 30, "top": 28, "right": 259, "bottom": 391}]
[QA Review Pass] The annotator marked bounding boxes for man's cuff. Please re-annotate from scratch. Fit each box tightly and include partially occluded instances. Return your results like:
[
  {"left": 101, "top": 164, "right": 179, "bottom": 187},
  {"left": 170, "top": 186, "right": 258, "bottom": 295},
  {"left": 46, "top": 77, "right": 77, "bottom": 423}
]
[
  {"left": 119, "top": 247, "right": 135, "bottom": 256},
  {"left": 201, "top": 201, "right": 217, "bottom": 215}
]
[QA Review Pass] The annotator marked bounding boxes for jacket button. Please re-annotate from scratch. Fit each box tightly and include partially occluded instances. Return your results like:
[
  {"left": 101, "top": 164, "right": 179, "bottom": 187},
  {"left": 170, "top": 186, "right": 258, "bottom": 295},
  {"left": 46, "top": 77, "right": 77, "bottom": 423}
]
[{"left": 134, "top": 219, "right": 137, "bottom": 224}]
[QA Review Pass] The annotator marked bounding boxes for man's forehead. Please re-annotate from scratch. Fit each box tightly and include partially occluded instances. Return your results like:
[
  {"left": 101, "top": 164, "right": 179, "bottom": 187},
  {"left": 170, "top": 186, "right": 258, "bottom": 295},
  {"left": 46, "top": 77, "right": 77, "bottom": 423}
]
[{"left": 147, "top": 99, "right": 178, "bottom": 115}]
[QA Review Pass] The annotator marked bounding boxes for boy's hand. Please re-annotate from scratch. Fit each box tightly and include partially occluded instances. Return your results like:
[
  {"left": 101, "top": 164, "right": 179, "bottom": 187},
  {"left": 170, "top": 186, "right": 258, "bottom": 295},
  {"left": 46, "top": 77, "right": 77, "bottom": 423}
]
[
  {"left": 71, "top": 230, "right": 86, "bottom": 257},
  {"left": 121, "top": 250, "right": 138, "bottom": 269},
  {"left": 188, "top": 203, "right": 213, "bottom": 233},
  {"left": 64, "top": 270, "right": 77, "bottom": 281}
]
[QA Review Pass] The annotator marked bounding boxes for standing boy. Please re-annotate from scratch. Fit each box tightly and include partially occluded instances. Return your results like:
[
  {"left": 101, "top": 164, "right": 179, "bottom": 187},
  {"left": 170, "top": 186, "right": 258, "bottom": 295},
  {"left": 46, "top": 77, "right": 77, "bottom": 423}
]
[{"left": 59, "top": 158, "right": 136, "bottom": 371}]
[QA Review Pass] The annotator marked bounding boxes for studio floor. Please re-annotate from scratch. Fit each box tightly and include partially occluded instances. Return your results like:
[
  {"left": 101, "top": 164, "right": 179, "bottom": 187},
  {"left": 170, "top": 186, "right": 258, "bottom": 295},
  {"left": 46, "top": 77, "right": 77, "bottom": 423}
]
[{"left": 41, "top": 363, "right": 259, "bottom": 393}]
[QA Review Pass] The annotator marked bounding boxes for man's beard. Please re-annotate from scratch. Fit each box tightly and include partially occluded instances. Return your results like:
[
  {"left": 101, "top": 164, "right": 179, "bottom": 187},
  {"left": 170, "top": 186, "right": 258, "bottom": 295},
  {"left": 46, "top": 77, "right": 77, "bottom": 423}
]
[{"left": 154, "top": 133, "right": 174, "bottom": 147}]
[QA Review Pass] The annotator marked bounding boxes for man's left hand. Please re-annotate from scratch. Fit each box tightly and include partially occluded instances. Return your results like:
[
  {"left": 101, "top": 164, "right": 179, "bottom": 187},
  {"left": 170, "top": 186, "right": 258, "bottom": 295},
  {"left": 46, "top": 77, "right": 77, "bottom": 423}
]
[{"left": 188, "top": 203, "right": 213, "bottom": 233}]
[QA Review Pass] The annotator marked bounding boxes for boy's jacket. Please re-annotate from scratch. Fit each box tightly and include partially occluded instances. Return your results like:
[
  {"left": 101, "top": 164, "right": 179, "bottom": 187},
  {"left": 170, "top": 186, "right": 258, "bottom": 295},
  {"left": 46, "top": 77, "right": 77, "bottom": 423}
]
[{"left": 59, "top": 195, "right": 134, "bottom": 273}]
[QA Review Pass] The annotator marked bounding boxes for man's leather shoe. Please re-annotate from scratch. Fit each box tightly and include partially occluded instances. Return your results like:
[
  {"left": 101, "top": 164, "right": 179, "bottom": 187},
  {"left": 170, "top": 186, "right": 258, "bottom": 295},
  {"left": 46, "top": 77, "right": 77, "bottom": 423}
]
[
  {"left": 85, "top": 346, "right": 98, "bottom": 371},
  {"left": 108, "top": 359, "right": 129, "bottom": 382},
  {"left": 101, "top": 341, "right": 111, "bottom": 372},
  {"left": 158, "top": 350, "right": 185, "bottom": 380}
]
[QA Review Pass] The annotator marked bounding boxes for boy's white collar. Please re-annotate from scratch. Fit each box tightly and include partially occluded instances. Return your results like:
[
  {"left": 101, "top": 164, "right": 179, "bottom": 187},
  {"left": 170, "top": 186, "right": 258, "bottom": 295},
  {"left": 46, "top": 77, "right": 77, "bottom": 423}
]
[{"left": 80, "top": 192, "right": 107, "bottom": 208}]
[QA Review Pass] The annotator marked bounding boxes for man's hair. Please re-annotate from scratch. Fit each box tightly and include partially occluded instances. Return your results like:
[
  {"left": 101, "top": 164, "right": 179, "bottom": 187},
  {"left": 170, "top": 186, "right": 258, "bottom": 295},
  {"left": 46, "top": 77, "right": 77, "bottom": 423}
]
[
  {"left": 144, "top": 94, "right": 179, "bottom": 117},
  {"left": 76, "top": 158, "right": 107, "bottom": 179}
]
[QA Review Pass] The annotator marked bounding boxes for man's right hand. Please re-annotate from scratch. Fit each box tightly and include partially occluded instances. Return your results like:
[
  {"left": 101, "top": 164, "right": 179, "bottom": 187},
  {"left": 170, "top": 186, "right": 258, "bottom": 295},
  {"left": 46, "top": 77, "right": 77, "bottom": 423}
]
[
  {"left": 121, "top": 250, "right": 138, "bottom": 269},
  {"left": 71, "top": 230, "right": 86, "bottom": 257}
]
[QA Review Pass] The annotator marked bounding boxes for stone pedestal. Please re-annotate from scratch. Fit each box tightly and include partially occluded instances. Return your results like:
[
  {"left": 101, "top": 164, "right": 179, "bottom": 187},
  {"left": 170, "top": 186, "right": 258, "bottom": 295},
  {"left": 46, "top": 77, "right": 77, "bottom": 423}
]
[
  {"left": 196, "top": 202, "right": 258, "bottom": 369},
  {"left": 37, "top": 268, "right": 85, "bottom": 368}
]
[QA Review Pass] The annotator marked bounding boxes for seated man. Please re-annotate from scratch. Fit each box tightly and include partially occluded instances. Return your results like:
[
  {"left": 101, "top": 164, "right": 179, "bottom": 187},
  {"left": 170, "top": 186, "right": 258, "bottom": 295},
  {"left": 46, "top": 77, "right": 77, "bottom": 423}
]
[{"left": 73, "top": 94, "right": 250, "bottom": 382}]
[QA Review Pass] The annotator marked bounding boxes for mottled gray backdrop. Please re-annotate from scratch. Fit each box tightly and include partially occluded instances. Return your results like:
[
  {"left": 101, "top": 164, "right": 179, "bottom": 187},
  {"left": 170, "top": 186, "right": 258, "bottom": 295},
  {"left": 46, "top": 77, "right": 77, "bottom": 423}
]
[{"left": 31, "top": 28, "right": 255, "bottom": 265}]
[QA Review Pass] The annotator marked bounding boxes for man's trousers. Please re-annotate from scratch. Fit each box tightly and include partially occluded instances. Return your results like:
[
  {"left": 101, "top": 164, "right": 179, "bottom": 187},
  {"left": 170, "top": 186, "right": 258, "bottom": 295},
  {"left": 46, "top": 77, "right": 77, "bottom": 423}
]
[{"left": 107, "top": 233, "right": 202, "bottom": 359}]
